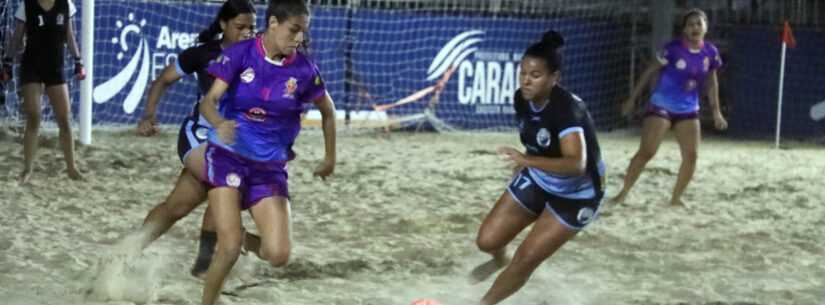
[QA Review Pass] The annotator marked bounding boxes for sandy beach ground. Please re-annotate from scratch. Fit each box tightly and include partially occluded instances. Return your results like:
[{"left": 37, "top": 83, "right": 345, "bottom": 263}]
[{"left": 0, "top": 126, "right": 823, "bottom": 305}]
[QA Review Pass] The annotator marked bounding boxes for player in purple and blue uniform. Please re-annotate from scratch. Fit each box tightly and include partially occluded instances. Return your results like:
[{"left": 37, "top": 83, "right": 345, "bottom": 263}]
[
  {"left": 120, "top": 0, "right": 255, "bottom": 279},
  {"left": 471, "top": 31, "right": 606, "bottom": 305},
  {"left": 183, "top": 1, "right": 335, "bottom": 304},
  {"left": 614, "top": 9, "right": 728, "bottom": 207}
]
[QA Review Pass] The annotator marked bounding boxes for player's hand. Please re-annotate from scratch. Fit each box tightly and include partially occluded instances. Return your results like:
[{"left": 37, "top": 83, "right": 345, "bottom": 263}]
[
  {"left": 1, "top": 57, "right": 12, "bottom": 83},
  {"left": 216, "top": 120, "right": 237, "bottom": 144},
  {"left": 136, "top": 116, "right": 160, "bottom": 136},
  {"left": 74, "top": 61, "right": 86, "bottom": 80},
  {"left": 713, "top": 111, "right": 728, "bottom": 130},
  {"left": 313, "top": 158, "right": 335, "bottom": 180},
  {"left": 497, "top": 146, "right": 526, "bottom": 166},
  {"left": 620, "top": 98, "right": 635, "bottom": 117}
]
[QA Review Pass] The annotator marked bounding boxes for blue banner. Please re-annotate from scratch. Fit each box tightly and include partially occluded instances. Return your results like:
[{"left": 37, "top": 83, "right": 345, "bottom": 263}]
[{"left": 84, "top": 2, "right": 630, "bottom": 129}]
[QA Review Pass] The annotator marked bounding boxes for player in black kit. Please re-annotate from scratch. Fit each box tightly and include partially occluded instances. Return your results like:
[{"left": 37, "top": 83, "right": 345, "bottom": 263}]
[
  {"left": 3, "top": 0, "right": 86, "bottom": 184},
  {"left": 470, "top": 30, "right": 606, "bottom": 305},
  {"left": 132, "top": 0, "right": 256, "bottom": 278}
]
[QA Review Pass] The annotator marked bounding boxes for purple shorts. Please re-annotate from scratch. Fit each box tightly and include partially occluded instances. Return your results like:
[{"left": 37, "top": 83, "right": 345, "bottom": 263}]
[
  {"left": 645, "top": 103, "right": 698, "bottom": 123},
  {"left": 204, "top": 143, "right": 289, "bottom": 210}
]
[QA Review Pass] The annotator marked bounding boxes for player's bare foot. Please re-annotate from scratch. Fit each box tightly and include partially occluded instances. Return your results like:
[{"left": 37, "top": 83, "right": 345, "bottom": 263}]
[
  {"left": 469, "top": 254, "right": 509, "bottom": 284},
  {"left": 67, "top": 168, "right": 84, "bottom": 181},
  {"left": 669, "top": 198, "right": 686, "bottom": 207},
  {"left": 609, "top": 193, "right": 627, "bottom": 205},
  {"left": 18, "top": 169, "right": 33, "bottom": 185}
]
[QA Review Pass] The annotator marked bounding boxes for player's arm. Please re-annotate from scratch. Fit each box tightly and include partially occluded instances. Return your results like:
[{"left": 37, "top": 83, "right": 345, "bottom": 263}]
[
  {"left": 2, "top": 21, "right": 25, "bottom": 81},
  {"left": 630, "top": 62, "right": 663, "bottom": 102},
  {"left": 136, "top": 64, "right": 184, "bottom": 135},
  {"left": 64, "top": 14, "right": 85, "bottom": 79},
  {"left": 312, "top": 91, "right": 336, "bottom": 178},
  {"left": 199, "top": 79, "right": 230, "bottom": 126},
  {"left": 6, "top": 21, "right": 25, "bottom": 59},
  {"left": 522, "top": 131, "right": 586, "bottom": 176},
  {"left": 706, "top": 71, "right": 722, "bottom": 115},
  {"left": 706, "top": 70, "right": 727, "bottom": 130}
]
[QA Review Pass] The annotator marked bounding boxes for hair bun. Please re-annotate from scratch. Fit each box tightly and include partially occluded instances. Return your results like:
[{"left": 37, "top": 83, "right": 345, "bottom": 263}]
[{"left": 541, "top": 30, "right": 565, "bottom": 49}]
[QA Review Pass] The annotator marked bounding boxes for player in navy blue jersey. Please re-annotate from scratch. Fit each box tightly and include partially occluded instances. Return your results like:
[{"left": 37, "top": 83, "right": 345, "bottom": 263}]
[
  {"left": 130, "top": 0, "right": 256, "bottom": 278},
  {"left": 470, "top": 30, "right": 606, "bottom": 305},
  {"left": 3, "top": 0, "right": 85, "bottom": 184}
]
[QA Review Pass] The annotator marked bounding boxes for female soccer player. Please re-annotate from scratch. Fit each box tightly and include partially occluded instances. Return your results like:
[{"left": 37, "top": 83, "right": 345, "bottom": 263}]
[
  {"left": 470, "top": 30, "right": 606, "bottom": 305},
  {"left": 3, "top": 0, "right": 85, "bottom": 184},
  {"left": 131, "top": 0, "right": 256, "bottom": 278},
  {"left": 186, "top": 0, "right": 336, "bottom": 304},
  {"left": 613, "top": 9, "right": 727, "bottom": 207}
]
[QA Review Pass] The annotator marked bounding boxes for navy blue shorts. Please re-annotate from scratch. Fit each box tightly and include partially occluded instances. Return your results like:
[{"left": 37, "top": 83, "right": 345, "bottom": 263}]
[
  {"left": 507, "top": 168, "right": 603, "bottom": 230},
  {"left": 176, "top": 116, "right": 211, "bottom": 163}
]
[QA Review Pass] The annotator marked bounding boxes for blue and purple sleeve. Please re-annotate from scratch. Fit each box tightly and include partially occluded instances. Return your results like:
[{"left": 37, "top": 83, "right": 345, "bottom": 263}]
[
  {"left": 708, "top": 43, "right": 723, "bottom": 71},
  {"left": 655, "top": 42, "right": 678, "bottom": 66},
  {"left": 207, "top": 45, "right": 246, "bottom": 85},
  {"left": 302, "top": 63, "right": 327, "bottom": 103}
]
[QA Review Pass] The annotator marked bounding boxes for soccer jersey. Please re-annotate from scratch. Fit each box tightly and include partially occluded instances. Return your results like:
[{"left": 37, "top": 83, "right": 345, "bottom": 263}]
[
  {"left": 650, "top": 39, "right": 722, "bottom": 113},
  {"left": 175, "top": 39, "right": 223, "bottom": 118},
  {"left": 514, "top": 86, "right": 605, "bottom": 200},
  {"left": 15, "top": 0, "right": 76, "bottom": 68},
  {"left": 207, "top": 35, "right": 326, "bottom": 162}
]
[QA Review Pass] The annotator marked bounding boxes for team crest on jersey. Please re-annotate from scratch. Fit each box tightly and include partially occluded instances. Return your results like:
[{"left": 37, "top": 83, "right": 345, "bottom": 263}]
[
  {"left": 703, "top": 57, "right": 710, "bottom": 71},
  {"left": 283, "top": 77, "right": 298, "bottom": 98},
  {"left": 226, "top": 173, "right": 241, "bottom": 187},
  {"left": 240, "top": 68, "right": 255, "bottom": 83},
  {"left": 56, "top": 14, "right": 64, "bottom": 25},
  {"left": 676, "top": 59, "right": 687, "bottom": 70},
  {"left": 536, "top": 128, "right": 551, "bottom": 148}
]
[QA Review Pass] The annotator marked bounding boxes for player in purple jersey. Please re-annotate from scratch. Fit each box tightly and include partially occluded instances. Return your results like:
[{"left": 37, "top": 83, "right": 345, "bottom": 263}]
[
  {"left": 121, "top": 0, "right": 256, "bottom": 279},
  {"left": 472, "top": 31, "right": 605, "bottom": 305},
  {"left": 183, "top": 0, "right": 336, "bottom": 304},
  {"left": 3, "top": 0, "right": 85, "bottom": 184},
  {"left": 613, "top": 9, "right": 728, "bottom": 207}
]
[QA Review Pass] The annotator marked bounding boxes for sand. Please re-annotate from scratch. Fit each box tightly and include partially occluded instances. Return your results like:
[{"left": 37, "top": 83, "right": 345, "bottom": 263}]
[{"left": 0, "top": 126, "right": 823, "bottom": 305}]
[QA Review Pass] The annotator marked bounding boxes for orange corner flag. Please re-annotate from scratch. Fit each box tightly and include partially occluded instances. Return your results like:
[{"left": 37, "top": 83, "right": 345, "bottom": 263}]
[{"left": 782, "top": 21, "right": 796, "bottom": 48}]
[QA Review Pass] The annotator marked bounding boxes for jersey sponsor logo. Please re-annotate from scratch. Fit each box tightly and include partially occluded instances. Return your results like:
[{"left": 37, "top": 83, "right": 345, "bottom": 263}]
[
  {"left": 577, "top": 207, "right": 595, "bottom": 225},
  {"left": 226, "top": 173, "right": 242, "bottom": 188},
  {"left": 284, "top": 77, "right": 298, "bottom": 98},
  {"left": 676, "top": 58, "right": 687, "bottom": 70},
  {"left": 93, "top": 12, "right": 199, "bottom": 115},
  {"left": 428, "top": 30, "right": 519, "bottom": 114},
  {"left": 240, "top": 67, "right": 255, "bottom": 83},
  {"left": 244, "top": 107, "right": 267, "bottom": 122},
  {"left": 536, "top": 128, "right": 551, "bottom": 148}
]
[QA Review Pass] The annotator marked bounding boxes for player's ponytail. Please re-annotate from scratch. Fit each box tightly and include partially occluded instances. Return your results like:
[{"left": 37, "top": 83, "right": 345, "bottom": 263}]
[
  {"left": 524, "top": 30, "right": 565, "bottom": 72},
  {"left": 198, "top": 0, "right": 256, "bottom": 43}
]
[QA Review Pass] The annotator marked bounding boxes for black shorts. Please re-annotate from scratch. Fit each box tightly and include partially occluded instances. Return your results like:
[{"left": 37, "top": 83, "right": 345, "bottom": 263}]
[
  {"left": 19, "top": 59, "right": 66, "bottom": 87},
  {"left": 176, "top": 115, "right": 211, "bottom": 163},
  {"left": 507, "top": 168, "right": 603, "bottom": 230}
]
